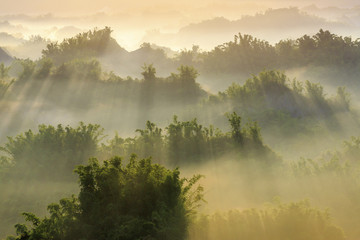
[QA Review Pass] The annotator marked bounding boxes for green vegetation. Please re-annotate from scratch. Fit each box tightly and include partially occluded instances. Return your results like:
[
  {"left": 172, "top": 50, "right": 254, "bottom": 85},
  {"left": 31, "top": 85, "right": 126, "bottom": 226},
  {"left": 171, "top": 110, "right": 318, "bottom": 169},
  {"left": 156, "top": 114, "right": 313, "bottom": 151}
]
[
  {"left": 189, "top": 200, "right": 345, "bottom": 240},
  {"left": 0, "top": 114, "right": 278, "bottom": 180},
  {"left": 21, "top": 27, "right": 360, "bottom": 86},
  {"left": 0, "top": 123, "right": 103, "bottom": 180},
  {"left": 8, "top": 58, "right": 205, "bottom": 109},
  {"left": 2, "top": 27, "right": 360, "bottom": 240},
  {"left": 201, "top": 70, "right": 353, "bottom": 140},
  {"left": 5, "top": 156, "right": 204, "bottom": 240},
  {"left": 287, "top": 140, "right": 360, "bottom": 239},
  {"left": 42, "top": 27, "right": 113, "bottom": 64},
  {"left": 212, "top": 70, "right": 349, "bottom": 116},
  {"left": 100, "top": 113, "right": 278, "bottom": 166},
  {"left": 0, "top": 63, "right": 13, "bottom": 98},
  {"left": 6, "top": 50, "right": 353, "bottom": 140},
  {"left": 200, "top": 29, "right": 360, "bottom": 75}
]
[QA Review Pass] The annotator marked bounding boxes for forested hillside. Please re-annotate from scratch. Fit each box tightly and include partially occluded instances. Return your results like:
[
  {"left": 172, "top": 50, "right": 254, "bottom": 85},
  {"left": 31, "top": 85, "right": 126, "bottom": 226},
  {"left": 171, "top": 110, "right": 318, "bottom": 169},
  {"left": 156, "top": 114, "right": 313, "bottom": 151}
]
[{"left": 1, "top": 23, "right": 360, "bottom": 240}]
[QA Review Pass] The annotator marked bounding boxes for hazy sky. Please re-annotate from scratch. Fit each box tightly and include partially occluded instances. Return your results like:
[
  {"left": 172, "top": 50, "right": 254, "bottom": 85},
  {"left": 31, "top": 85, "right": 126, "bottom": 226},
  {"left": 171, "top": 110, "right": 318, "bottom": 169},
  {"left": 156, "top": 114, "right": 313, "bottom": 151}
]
[
  {"left": 1, "top": 0, "right": 359, "bottom": 15},
  {"left": 1, "top": 0, "right": 360, "bottom": 51}
]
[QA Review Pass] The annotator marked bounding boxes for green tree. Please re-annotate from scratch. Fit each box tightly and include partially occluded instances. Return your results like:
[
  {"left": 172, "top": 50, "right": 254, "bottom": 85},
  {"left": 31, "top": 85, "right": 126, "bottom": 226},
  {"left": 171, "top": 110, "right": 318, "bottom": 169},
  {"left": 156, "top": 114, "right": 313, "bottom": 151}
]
[
  {"left": 135, "top": 121, "right": 164, "bottom": 161},
  {"left": 141, "top": 64, "right": 157, "bottom": 82},
  {"left": 42, "top": 27, "right": 112, "bottom": 64},
  {"left": 18, "top": 59, "right": 36, "bottom": 81},
  {"left": 227, "top": 112, "right": 244, "bottom": 144},
  {"left": 33, "top": 58, "right": 53, "bottom": 80},
  {"left": 0, "top": 63, "right": 10, "bottom": 79},
  {"left": 0, "top": 64, "right": 13, "bottom": 98},
  {"left": 334, "top": 86, "right": 350, "bottom": 110},
  {"left": 0, "top": 123, "right": 103, "bottom": 180},
  {"left": 6, "top": 156, "right": 204, "bottom": 240}
]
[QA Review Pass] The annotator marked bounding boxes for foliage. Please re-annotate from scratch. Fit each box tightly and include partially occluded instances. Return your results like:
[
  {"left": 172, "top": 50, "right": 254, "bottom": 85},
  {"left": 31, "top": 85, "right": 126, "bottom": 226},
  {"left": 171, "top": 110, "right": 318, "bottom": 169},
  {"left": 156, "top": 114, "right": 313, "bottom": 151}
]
[
  {"left": 18, "top": 59, "right": 36, "bottom": 81},
  {"left": 6, "top": 156, "right": 204, "bottom": 240},
  {"left": 290, "top": 134, "right": 360, "bottom": 177},
  {"left": 33, "top": 58, "right": 53, "bottom": 80},
  {"left": 202, "top": 33, "right": 276, "bottom": 74},
  {"left": 0, "top": 63, "right": 10, "bottom": 79},
  {"left": 287, "top": 136, "right": 360, "bottom": 239},
  {"left": 141, "top": 64, "right": 157, "bottom": 82},
  {"left": 8, "top": 58, "right": 205, "bottom": 108},
  {"left": 100, "top": 114, "right": 279, "bottom": 166},
  {"left": 2, "top": 27, "right": 360, "bottom": 240},
  {"left": 0, "top": 63, "right": 13, "bottom": 98},
  {"left": 42, "top": 27, "right": 113, "bottom": 64},
  {"left": 175, "top": 45, "right": 201, "bottom": 66},
  {"left": 201, "top": 29, "right": 360, "bottom": 75},
  {"left": 188, "top": 200, "right": 345, "bottom": 240},
  {"left": 0, "top": 123, "right": 103, "bottom": 180},
  {"left": 54, "top": 58, "right": 102, "bottom": 81},
  {"left": 206, "top": 70, "right": 351, "bottom": 135}
]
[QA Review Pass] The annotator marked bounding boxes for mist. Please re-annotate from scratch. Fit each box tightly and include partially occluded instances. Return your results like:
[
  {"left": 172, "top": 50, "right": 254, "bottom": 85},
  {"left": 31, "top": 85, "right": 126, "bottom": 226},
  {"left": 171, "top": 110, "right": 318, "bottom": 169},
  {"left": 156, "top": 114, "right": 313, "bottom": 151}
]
[{"left": 2, "top": 1, "right": 360, "bottom": 240}]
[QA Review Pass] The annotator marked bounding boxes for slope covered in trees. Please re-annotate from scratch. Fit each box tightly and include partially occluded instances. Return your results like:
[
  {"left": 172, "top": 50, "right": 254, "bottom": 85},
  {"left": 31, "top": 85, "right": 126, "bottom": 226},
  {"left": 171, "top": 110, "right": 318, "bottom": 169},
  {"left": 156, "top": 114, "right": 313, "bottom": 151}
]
[
  {"left": 7, "top": 58, "right": 205, "bottom": 108},
  {"left": 0, "top": 123, "right": 103, "bottom": 180},
  {"left": 100, "top": 113, "right": 279, "bottom": 166},
  {"left": 0, "top": 115, "right": 279, "bottom": 238},
  {"left": 0, "top": 114, "right": 279, "bottom": 180},
  {"left": 197, "top": 70, "right": 358, "bottom": 155},
  {"left": 4, "top": 124, "right": 360, "bottom": 239},
  {"left": 4, "top": 27, "right": 360, "bottom": 82},
  {"left": 2, "top": 26, "right": 360, "bottom": 240},
  {"left": 41, "top": 27, "right": 116, "bottom": 64},
  {"left": 199, "top": 29, "right": 360, "bottom": 74},
  {"left": 32, "top": 27, "right": 360, "bottom": 87},
  {"left": 1, "top": 52, "right": 357, "bottom": 161}
]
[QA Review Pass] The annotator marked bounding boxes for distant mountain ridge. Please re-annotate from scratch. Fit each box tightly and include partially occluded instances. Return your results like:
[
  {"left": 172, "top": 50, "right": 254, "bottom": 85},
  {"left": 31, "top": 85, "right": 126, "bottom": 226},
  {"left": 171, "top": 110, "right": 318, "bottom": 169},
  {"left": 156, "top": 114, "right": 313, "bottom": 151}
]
[{"left": 143, "top": 7, "right": 355, "bottom": 50}]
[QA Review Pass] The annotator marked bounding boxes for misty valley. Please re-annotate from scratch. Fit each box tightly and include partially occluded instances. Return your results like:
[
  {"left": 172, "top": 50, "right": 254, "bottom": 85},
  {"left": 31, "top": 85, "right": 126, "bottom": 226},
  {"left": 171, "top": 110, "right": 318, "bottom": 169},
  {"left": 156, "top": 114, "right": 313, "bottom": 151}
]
[{"left": 2, "top": 8, "right": 360, "bottom": 240}]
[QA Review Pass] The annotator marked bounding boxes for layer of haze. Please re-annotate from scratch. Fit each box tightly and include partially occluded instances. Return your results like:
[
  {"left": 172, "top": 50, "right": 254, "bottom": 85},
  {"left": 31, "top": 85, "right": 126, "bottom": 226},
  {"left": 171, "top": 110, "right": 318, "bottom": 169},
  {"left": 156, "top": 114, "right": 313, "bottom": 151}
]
[
  {"left": 2, "top": 1, "right": 360, "bottom": 240},
  {"left": 1, "top": 0, "right": 360, "bottom": 15},
  {"left": 1, "top": 0, "right": 360, "bottom": 51}
]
